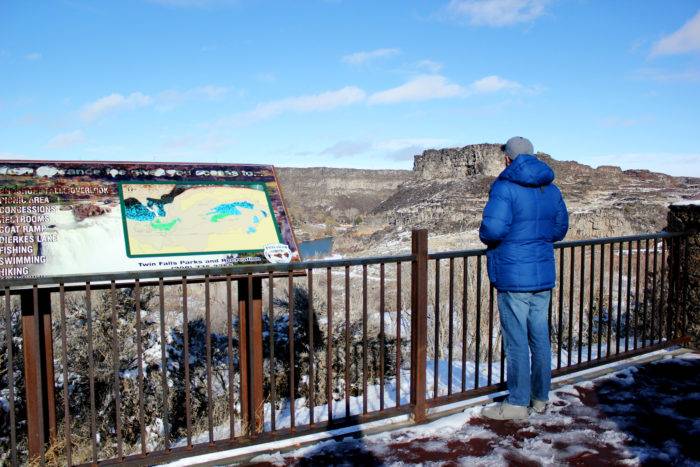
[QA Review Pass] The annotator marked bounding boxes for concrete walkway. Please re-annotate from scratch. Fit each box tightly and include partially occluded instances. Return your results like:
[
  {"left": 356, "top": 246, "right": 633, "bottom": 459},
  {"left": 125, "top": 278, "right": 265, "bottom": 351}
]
[{"left": 248, "top": 352, "right": 700, "bottom": 466}]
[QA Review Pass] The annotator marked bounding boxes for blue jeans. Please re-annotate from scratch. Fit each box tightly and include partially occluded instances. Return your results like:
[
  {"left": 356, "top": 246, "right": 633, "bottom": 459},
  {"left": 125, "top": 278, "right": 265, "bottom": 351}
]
[{"left": 497, "top": 290, "right": 552, "bottom": 407}]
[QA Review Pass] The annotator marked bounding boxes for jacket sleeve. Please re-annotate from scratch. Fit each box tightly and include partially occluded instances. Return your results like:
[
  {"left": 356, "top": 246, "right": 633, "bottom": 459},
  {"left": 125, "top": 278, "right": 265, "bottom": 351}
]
[
  {"left": 552, "top": 189, "right": 569, "bottom": 242},
  {"left": 479, "top": 181, "right": 512, "bottom": 245}
]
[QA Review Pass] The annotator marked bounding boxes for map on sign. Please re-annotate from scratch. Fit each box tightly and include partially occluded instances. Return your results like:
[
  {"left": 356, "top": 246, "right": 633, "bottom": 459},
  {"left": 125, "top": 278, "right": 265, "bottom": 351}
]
[{"left": 118, "top": 182, "right": 282, "bottom": 257}]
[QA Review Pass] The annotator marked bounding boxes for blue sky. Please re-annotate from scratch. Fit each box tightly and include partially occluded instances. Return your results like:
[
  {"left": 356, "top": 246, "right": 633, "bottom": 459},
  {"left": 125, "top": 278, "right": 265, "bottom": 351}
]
[{"left": 1, "top": 0, "right": 700, "bottom": 175}]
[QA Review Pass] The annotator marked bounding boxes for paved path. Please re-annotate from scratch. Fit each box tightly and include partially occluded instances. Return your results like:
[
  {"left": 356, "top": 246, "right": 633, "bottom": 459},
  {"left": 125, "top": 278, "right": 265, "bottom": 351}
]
[{"left": 250, "top": 353, "right": 700, "bottom": 466}]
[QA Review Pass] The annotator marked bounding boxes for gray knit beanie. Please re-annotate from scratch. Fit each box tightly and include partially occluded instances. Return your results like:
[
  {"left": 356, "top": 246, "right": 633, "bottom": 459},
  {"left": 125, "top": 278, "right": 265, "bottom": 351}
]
[{"left": 504, "top": 136, "right": 534, "bottom": 158}]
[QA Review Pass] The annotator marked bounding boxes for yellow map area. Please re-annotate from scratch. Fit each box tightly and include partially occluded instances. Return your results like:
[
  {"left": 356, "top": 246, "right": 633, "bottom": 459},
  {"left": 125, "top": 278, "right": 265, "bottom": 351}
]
[{"left": 123, "top": 184, "right": 280, "bottom": 256}]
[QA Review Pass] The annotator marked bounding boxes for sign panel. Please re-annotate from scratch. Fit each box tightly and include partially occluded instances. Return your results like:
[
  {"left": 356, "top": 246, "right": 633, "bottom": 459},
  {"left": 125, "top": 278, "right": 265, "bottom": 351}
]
[{"left": 0, "top": 161, "right": 299, "bottom": 279}]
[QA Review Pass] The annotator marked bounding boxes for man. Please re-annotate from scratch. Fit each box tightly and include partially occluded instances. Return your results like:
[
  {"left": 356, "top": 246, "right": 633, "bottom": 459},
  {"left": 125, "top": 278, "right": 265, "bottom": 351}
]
[{"left": 479, "top": 136, "right": 568, "bottom": 420}]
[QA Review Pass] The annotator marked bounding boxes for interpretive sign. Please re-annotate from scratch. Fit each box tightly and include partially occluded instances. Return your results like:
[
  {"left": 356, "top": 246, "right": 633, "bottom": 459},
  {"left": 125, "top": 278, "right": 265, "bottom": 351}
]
[{"left": 0, "top": 161, "right": 299, "bottom": 279}]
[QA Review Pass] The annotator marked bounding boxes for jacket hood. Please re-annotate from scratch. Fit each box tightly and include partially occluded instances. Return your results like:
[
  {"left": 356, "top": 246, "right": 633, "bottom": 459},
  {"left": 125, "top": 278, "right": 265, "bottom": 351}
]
[{"left": 499, "top": 154, "right": 555, "bottom": 187}]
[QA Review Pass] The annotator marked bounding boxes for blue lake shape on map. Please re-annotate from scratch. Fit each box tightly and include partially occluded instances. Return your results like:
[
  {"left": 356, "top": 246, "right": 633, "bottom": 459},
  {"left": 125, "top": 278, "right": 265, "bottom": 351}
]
[
  {"left": 125, "top": 203, "right": 156, "bottom": 222},
  {"left": 208, "top": 201, "right": 255, "bottom": 222}
]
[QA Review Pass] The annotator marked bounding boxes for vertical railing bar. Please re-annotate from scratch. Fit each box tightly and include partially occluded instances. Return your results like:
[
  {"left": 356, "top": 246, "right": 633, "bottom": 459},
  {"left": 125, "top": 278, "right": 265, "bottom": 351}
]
[
  {"left": 616, "top": 242, "right": 623, "bottom": 355},
  {"left": 307, "top": 269, "right": 315, "bottom": 426},
  {"left": 111, "top": 281, "right": 123, "bottom": 459},
  {"left": 674, "top": 236, "right": 682, "bottom": 339},
  {"left": 659, "top": 238, "right": 667, "bottom": 344},
  {"left": 158, "top": 278, "right": 170, "bottom": 451},
  {"left": 447, "top": 258, "right": 454, "bottom": 396},
  {"left": 29, "top": 286, "right": 46, "bottom": 465},
  {"left": 634, "top": 240, "right": 641, "bottom": 350},
  {"left": 326, "top": 267, "right": 333, "bottom": 423},
  {"left": 597, "top": 244, "right": 604, "bottom": 360},
  {"left": 396, "top": 261, "right": 402, "bottom": 407},
  {"left": 625, "top": 241, "right": 632, "bottom": 351},
  {"left": 607, "top": 242, "right": 614, "bottom": 357},
  {"left": 182, "top": 277, "right": 192, "bottom": 447},
  {"left": 4, "top": 287, "right": 17, "bottom": 466},
  {"left": 668, "top": 238, "right": 676, "bottom": 340},
  {"left": 227, "top": 274, "right": 236, "bottom": 438},
  {"left": 577, "top": 245, "right": 585, "bottom": 364},
  {"left": 557, "top": 248, "right": 564, "bottom": 368},
  {"left": 266, "top": 272, "right": 275, "bottom": 433},
  {"left": 134, "top": 280, "right": 146, "bottom": 456},
  {"left": 587, "top": 244, "right": 595, "bottom": 362},
  {"left": 567, "top": 247, "right": 574, "bottom": 367},
  {"left": 344, "top": 265, "right": 350, "bottom": 418},
  {"left": 288, "top": 271, "right": 295, "bottom": 430},
  {"left": 487, "top": 284, "right": 494, "bottom": 386},
  {"left": 56, "top": 284, "right": 71, "bottom": 466},
  {"left": 433, "top": 259, "right": 440, "bottom": 399},
  {"left": 474, "top": 256, "right": 482, "bottom": 389},
  {"left": 5, "top": 284, "right": 17, "bottom": 465},
  {"left": 682, "top": 235, "right": 690, "bottom": 337},
  {"left": 362, "top": 264, "right": 368, "bottom": 414},
  {"left": 461, "top": 257, "right": 468, "bottom": 393},
  {"left": 499, "top": 335, "right": 505, "bottom": 384},
  {"left": 86, "top": 282, "right": 97, "bottom": 463},
  {"left": 379, "top": 263, "right": 385, "bottom": 411},
  {"left": 205, "top": 275, "right": 214, "bottom": 443},
  {"left": 642, "top": 239, "right": 650, "bottom": 346},
  {"left": 650, "top": 238, "right": 658, "bottom": 345}
]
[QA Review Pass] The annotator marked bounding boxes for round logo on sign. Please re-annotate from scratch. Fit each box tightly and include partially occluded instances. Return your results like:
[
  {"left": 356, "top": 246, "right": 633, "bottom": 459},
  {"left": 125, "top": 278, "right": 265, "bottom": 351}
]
[{"left": 264, "top": 243, "right": 292, "bottom": 264}]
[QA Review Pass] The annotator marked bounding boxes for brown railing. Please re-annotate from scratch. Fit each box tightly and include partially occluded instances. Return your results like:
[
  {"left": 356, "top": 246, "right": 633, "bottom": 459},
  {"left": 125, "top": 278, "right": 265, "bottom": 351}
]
[{"left": 0, "top": 230, "right": 690, "bottom": 466}]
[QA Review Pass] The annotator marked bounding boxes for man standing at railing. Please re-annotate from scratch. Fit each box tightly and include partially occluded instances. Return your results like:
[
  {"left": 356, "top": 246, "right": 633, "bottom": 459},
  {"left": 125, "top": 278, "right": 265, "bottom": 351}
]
[{"left": 479, "top": 136, "right": 569, "bottom": 420}]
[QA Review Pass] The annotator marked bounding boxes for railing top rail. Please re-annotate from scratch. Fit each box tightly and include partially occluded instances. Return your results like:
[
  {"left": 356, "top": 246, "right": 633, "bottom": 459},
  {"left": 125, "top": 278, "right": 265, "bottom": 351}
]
[
  {"left": 0, "top": 253, "right": 415, "bottom": 289},
  {"left": 0, "top": 230, "right": 686, "bottom": 289},
  {"left": 428, "top": 231, "right": 685, "bottom": 260}
]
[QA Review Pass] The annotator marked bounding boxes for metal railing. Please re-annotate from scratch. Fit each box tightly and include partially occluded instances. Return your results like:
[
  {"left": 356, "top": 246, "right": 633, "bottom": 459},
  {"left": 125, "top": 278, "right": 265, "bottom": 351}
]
[{"left": 0, "top": 230, "right": 690, "bottom": 466}]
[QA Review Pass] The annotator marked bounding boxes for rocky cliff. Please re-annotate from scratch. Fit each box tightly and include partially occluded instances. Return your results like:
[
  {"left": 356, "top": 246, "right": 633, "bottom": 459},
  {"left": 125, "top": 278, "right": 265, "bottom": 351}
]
[
  {"left": 275, "top": 167, "right": 411, "bottom": 241},
  {"left": 414, "top": 144, "right": 504, "bottom": 179},
  {"left": 279, "top": 144, "right": 700, "bottom": 255}
]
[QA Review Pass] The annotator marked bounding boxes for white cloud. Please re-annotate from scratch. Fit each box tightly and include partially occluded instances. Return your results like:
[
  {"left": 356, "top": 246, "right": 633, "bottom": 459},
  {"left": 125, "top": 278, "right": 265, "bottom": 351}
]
[
  {"left": 239, "top": 86, "right": 367, "bottom": 123},
  {"left": 46, "top": 130, "right": 85, "bottom": 149},
  {"left": 376, "top": 138, "right": 451, "bottom": 160},
  {"left": 320, "top": 140, "right": 373, "bottom": 158},
  {"left": 80, "top": 92, "right": 153, "bottom": 122},
  {"left": 80, "top": 85, "right": 230, "bottom": 121},
  {"left": 369, "top": 75, "right": 467, "bottom": 105},
  {"left": 586, "top": 152, "right": 700, "bottom": 177},
  {"left": 156, "top": 85, "right": 230, "bottom": 109},
  {"left": 25, "top": 52, "right": 42, "bottom": 61},
  {"left": 319, "top": 138, "right": 449, "bottom": 160},
  {"left": 342, "top": 48, "right": 401, "bottom": 65},
  {"left": 414, "top": 60, "right": 444, "bottom": 74},
  {"left": 444, "top": 0, "right": 550, "bottom": 27},
  {"left": 469, "top": 75, "right": 522, "bottom": 93},
  {"left": 634, "top": 68, "right": 700, "bottom": 83},
  {"left": 651, "top": 10, "right": 700, "bottom": 57},
  {"left": 368, "top": 74, "right": 527, "bottom": 105}
]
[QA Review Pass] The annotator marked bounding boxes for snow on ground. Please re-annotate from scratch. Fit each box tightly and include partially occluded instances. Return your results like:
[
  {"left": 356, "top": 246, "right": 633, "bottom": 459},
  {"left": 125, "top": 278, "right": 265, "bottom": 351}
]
[
  {"left": 173, "top": 338, "right": 656, "bottom": 448},
  {"left": 247, "top": 353, "right": 700, "bottom": 466}
]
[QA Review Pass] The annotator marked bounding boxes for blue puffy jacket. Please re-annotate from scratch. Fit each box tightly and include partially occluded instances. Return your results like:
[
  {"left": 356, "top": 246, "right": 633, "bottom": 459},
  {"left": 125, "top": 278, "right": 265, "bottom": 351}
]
[{"left": 479, "top": 154, "right": 569, "bottom": 292}]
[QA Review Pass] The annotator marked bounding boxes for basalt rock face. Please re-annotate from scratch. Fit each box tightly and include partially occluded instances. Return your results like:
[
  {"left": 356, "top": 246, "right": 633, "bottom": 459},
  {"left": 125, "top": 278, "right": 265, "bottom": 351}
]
[
  {"left": 275, "top": 167, "right": 412, "bottom": 240},
  {"left": 279, "top": 144, "right": 700, "bottom": 254},
  {"left": 414, "top": 144, "right": 505, "bottom": 179}
]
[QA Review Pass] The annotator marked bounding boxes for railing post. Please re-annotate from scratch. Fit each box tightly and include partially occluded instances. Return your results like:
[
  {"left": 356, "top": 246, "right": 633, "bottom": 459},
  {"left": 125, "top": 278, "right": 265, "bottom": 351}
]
[
  {"left": 238, "top": 275, "right": 264, "bottom": 436},
  {"left": 667, "top": 202, "right": 700, "bottom": 349},
  {"left": 21, "top": 288, "right": 56, "bottom": 462},
  {"left": 410, "top": 229, "right": 428, "bottom": 422}
]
